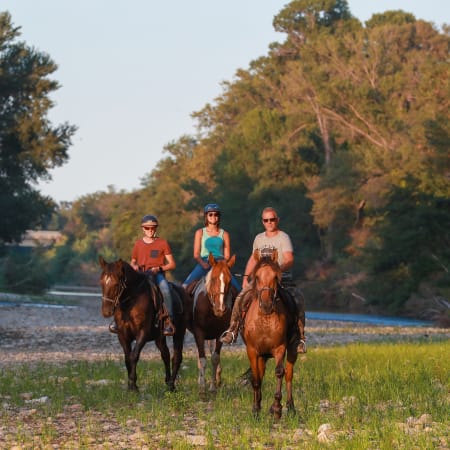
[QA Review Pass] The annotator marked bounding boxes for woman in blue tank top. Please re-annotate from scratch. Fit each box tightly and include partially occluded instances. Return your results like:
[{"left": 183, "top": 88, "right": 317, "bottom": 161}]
[{"left": 182, "top": 203, "right": 241, "bottom": 291}]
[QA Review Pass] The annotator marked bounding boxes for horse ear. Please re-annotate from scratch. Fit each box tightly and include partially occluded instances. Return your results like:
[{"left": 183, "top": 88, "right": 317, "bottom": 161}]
[
  {"left": 208, "top": 252, "right": 216, "bottom": 266},
  {"left": 253, "top": 249, "right": 260, "bottom": 261},
  {"left": 99, "top": 255, "right": 106, "bottom": 268},
  {"left": 227, "top": 254, "right": 236, "bottom": 268}
]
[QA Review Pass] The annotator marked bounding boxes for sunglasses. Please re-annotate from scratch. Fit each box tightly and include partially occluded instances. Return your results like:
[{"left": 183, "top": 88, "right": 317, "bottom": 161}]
[
  {"left": 262, "top": 217, "right": 278, "bottom": 223},
  {"left": 142, "top": 226, "right": 157, "bottom": 230},
  {"left": 207, "top": 212, "right": 220, "bottom": 217}
]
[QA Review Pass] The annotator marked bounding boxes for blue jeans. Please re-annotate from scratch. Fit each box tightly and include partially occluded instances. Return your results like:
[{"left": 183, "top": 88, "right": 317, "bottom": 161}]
[
  {"left": 183, "top": 257, "right": 241, "bottom": 291},
  {"left": 150, "top": 271, "right": 174, "bottom": 318}
]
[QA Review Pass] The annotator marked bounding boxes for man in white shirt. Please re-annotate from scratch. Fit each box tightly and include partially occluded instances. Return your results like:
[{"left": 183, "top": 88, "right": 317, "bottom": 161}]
[{"left": 220, "top": 207, "right": 306, "bottom": 353}]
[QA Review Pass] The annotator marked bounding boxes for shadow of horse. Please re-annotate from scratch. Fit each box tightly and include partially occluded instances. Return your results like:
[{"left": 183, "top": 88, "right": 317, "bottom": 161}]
[
  {"left": 99, "top": 256, "right": 187, "bottom": 392},
  {"left": 241, "top": 251, "right": 298, "bottom": 419},
  {"left": 185, "top": 253, "right": 238, "bottom": 395}
]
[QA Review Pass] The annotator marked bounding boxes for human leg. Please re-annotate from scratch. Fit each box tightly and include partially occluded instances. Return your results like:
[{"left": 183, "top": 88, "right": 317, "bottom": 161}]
[
  {"left": 220, "top": 286, "right": 250, "bottom": 344},
  {"left": 182, "top": 263, "right": 208, "bottom": 288},
  {"left": 156, "top": 273, "right": 176, "bottom": 336}
]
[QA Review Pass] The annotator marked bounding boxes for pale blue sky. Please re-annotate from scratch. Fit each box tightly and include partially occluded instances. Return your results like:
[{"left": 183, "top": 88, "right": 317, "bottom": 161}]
[{"left": 3, "top": 1, "right": 449, "bottom": 202}]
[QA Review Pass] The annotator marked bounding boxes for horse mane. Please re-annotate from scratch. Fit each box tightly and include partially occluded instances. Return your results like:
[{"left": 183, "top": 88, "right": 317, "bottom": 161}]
[{"left": 251, "top": 256, "right": 281, "bottom": 278}]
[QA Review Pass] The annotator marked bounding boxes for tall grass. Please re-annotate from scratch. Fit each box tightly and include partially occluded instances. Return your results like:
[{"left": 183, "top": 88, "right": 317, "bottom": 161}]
[{"left": 1, "top": 342, "right": 449, "bottom": 449}]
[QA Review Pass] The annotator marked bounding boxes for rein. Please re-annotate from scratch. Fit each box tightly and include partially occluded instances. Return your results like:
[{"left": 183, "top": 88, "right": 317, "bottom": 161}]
[
  {"left": 256, "top": 285, "right": 278, "bottom": 314},
  {"left": 102, "top": 275, "right": 146, "bottom": 311}
]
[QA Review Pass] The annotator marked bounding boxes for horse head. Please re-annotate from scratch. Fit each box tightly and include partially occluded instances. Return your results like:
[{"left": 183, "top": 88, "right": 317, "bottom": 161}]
[
  {"left": 204, "top": 253, "right": 236, "bottom": 317},
  {"left": 99, "top": 256, "right": 128, "bottom": 317},
  {"left": 252, "top": 250, "right": 281, "bottom": 315}
]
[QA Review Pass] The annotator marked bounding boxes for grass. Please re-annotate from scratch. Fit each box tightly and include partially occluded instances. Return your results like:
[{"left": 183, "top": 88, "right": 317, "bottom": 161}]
[{"left": 1, "top": 342, "right": 449, "bottom": 449}]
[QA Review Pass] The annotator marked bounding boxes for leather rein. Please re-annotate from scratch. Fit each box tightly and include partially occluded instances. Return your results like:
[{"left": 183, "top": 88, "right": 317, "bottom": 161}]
[{"left": 102, "top": 275, "right": 146, "bottom": 311}]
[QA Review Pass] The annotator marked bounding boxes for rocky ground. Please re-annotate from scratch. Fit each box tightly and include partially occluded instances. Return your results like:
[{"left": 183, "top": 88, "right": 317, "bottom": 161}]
[
  {"left": 0, "top": 295, "right": 448, "bottom": 365},
  {"left": 0, "top": 295, "right": 449, "bottom": 449}
]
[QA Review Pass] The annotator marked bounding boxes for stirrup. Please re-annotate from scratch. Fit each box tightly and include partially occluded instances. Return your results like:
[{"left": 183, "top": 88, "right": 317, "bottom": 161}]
[
  {"left": 297, "top": 339, "right": 307, "bottom": 354},
  {"left": 220, "top": 329, "right": 236, "bottom": 345},
  {"left": 109, "top": 322, "right": 118, "bottom": 334}
]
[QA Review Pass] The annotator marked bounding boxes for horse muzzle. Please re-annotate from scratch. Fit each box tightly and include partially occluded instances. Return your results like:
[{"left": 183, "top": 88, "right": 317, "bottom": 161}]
[
  {"left": 257, "top": 287, "right": 277, "bottom": 315},
  {"left": 101, "top": 296, "right": 116, "bottom": 317}
]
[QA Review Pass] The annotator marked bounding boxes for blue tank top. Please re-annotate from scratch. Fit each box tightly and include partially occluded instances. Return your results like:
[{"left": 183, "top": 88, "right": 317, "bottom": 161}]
[{"left": 200, "top": 228, "right": 225, "bottom": 258}]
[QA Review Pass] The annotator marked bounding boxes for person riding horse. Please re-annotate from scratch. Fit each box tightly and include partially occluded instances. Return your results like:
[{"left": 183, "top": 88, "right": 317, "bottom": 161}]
[
  {"left": 109, "top": 214, "right": 177, "bottom": 336},
  {"left": 220, "top": 206, "right": 306, "bottom": 353},
  {"left": 182, "top": 203, "right": 241, "bottom": 293}
]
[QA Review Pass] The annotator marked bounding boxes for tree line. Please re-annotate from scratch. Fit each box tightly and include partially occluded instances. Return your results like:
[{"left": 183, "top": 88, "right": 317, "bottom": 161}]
[{"left": 1, "top": 1, "right": 449, "bottom": 316}]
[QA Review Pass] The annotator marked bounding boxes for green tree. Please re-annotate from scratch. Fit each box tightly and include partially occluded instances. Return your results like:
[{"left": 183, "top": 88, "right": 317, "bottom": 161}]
[{"left": 0, "top": 12, "right": 76, "bottom": 244}]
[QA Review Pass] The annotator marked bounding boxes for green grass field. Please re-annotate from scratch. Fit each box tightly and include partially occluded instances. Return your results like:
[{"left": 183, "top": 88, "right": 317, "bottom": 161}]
[{"left": 1, "top": 341, "right": 449, "bottom": 449}]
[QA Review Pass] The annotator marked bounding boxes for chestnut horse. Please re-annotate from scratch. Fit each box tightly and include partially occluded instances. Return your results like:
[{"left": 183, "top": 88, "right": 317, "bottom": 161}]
[
  {"left": 242, "top": 252, "right": 298, "bottom": 418},
  {"left": 185, "top": 253, "right": 238, "bottom": 394},
  {"left": 99, "top": 256, "right": 187, "bottom": 392}
]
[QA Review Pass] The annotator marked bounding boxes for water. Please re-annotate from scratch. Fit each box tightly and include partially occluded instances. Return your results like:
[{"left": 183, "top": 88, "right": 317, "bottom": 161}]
[
  {"left": 0, "top": 291, "right": 434, "bottom": 326},
  {"left": 306, "top": 311, "right": 432, "bottom": 327}
]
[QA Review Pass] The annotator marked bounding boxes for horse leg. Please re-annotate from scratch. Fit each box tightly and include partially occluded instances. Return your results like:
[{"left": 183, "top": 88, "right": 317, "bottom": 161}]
[
  {"left": 269, "top": 350, "right": 286, "bottom": 420},
  {"left": 285, "top": 360, "right": 296, "bottom": 414},
  {"left": 127, "top": 337, "right": 148, "bottom": 391},
  {"left": 119, "top": 336, "right": 136, "bottom": 391},
  {"left": 209, "top": 340, "right": 222, "bottom": 391},
  {"left": 247, "top": 348, "right": 264, "bottom": 416},
  {"left": 285, "top": 346, "right": 298, "bottom": 415},
  {"left": 169, "top": 331, "right": 184, "bottom": 391},
  {"left": 155, "top": 335, "right": 173, "bottom": 391},
  {"left": 194, "top": 333, "right": 207, "bottom": 394}
]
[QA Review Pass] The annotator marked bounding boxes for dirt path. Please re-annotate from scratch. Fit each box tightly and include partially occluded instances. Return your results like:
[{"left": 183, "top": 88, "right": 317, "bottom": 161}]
[{"left": 0, "top": 296, "right": 447, "bottom": 366}]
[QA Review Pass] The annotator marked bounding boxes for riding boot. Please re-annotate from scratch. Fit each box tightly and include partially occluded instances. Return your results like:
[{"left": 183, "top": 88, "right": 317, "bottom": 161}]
[
  {"left": 220, "top": 290, "right": 247, "bottom": 344},
  {"left": 297, "top": 315, "right": 307, "bottom": 353},
  {"left": 109, "top": 319, "right": 118, "bottom": 334},
  {"left": 160, "top": 303, "right": 175, "bottom": 336}
]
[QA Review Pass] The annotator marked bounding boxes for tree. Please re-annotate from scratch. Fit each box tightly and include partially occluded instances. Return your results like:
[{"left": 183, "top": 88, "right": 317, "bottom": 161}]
[{"left": 0, "top": 12, "right": 76, "bottom": 244}]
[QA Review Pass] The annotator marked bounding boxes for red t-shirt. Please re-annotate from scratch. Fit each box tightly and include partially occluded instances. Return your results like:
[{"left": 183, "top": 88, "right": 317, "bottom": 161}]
[{"left": 131, "top": 238, "right": 172, "bottom": 270}]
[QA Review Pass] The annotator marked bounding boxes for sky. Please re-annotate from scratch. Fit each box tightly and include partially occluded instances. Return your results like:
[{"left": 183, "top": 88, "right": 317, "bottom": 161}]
[{"left": 3, "top": 1, "right": 449, "bottom": 203}]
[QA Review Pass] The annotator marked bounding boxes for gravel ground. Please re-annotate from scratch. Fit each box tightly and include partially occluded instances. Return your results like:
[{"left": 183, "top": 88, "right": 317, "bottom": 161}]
[
  {"left": 0, "top": 295, "right": 449, "bottom": 449},
  {"left": 0, "top": 295, "right": 448, "bottom": 366}
]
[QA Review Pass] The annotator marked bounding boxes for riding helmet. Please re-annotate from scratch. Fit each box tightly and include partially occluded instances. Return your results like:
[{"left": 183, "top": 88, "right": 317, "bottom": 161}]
[
  {"left": 203, "top": 203, "right": 221, "bottom": 214},
  {"left": 141, "top": 214, "right": 158, "bottom": 226}
]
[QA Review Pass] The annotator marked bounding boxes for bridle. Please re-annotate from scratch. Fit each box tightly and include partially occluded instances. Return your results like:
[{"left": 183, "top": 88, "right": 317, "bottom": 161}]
[
  {"left": 256, "top": 285, "right": 278, "bottom": 314},
  {"left": 101, "top": 274, "right": 145, "bottom": 311},
  {"left": 254, "top": 262, "right": 280, "bottom": 314}
]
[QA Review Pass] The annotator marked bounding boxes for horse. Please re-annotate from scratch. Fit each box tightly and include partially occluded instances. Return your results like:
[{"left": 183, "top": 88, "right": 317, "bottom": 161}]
[
  {"left": 241, "top": 251, "right": 298, "bottom": 419},
  {"left": 185, "top": 253, "right": 238, "bottom": 394},
  {"left": 99, "top": 256, "right": 187, "bottom": 392}
]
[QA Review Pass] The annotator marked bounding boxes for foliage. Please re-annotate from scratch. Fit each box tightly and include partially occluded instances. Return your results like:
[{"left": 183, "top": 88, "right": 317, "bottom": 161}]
[
  {"left": 2, "top": 2, "right": 448, "bottom": 312},
  {"left": 0, "top": 12, "right": 76, "bottom": 244},
  {"left": 0, "top": 247, "right": 51, "bottom": 293}
]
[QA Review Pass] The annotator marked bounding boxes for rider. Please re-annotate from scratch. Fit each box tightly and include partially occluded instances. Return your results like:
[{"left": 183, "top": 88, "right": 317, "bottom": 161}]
[
  {"left": 220, "top": 206, "right": 306, "bottom": 353},
  {"left": 182, "top": 203, "right": 241, "bottom": 292},
  {"left": 129, "top": 214, "right": 177, "bottom": 336}
]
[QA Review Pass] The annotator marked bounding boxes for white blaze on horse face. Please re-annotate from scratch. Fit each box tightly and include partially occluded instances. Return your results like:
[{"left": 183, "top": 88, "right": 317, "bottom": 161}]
[
  {"left": 104, "top": 275, "right": 112, "bottom": 285},
  {"left": 219, "top": 272, "right": 225, "bottom": 310}
]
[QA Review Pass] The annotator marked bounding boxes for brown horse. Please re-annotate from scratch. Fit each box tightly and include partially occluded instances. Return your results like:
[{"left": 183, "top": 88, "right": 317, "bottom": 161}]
[
  {"left": 241, "top": 252, "right": 298, "bottom": 419},
  {"left": 99, "top": 256, "right": 187, "bottom": 392},
  {"left": 185, "top": 253, "right": 238, "bottom": 394}
]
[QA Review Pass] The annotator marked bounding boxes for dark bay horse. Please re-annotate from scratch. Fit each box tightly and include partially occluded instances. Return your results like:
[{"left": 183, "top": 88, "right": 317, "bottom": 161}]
[
  {"left": 99, "top": 256, "right": 187, "bottom": 392},
  {"left": 185, "top": 253, "right": 238, "bottom": 394},
  {"left": 242, "top": 252, "right": 298, "bottom": 419}
]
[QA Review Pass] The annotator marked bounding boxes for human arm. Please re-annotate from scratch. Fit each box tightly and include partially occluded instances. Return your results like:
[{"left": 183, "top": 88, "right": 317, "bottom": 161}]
[
  {"left": 130, "top": 258, "right": 139, "bottom": 271},
  {"left": 223, "top": 230, "right": 231, "bottom": 261},
  {"left": 242, "top": 252, "right": 258, "bottom": 288},
  {"left": 193, "top": 228, "right": 209, "bottom": 269},
  {"left": 149, "top": 253, "right": 176, "bottom": 274},
  {"left": 280, "top": 251, "right": 294, "bottom": 273}
]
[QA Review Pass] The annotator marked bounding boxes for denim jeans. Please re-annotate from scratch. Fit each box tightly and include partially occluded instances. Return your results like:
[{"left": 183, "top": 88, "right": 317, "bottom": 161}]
[{"left": 153, "top": 272, "right": 174, "bottom": 318}]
